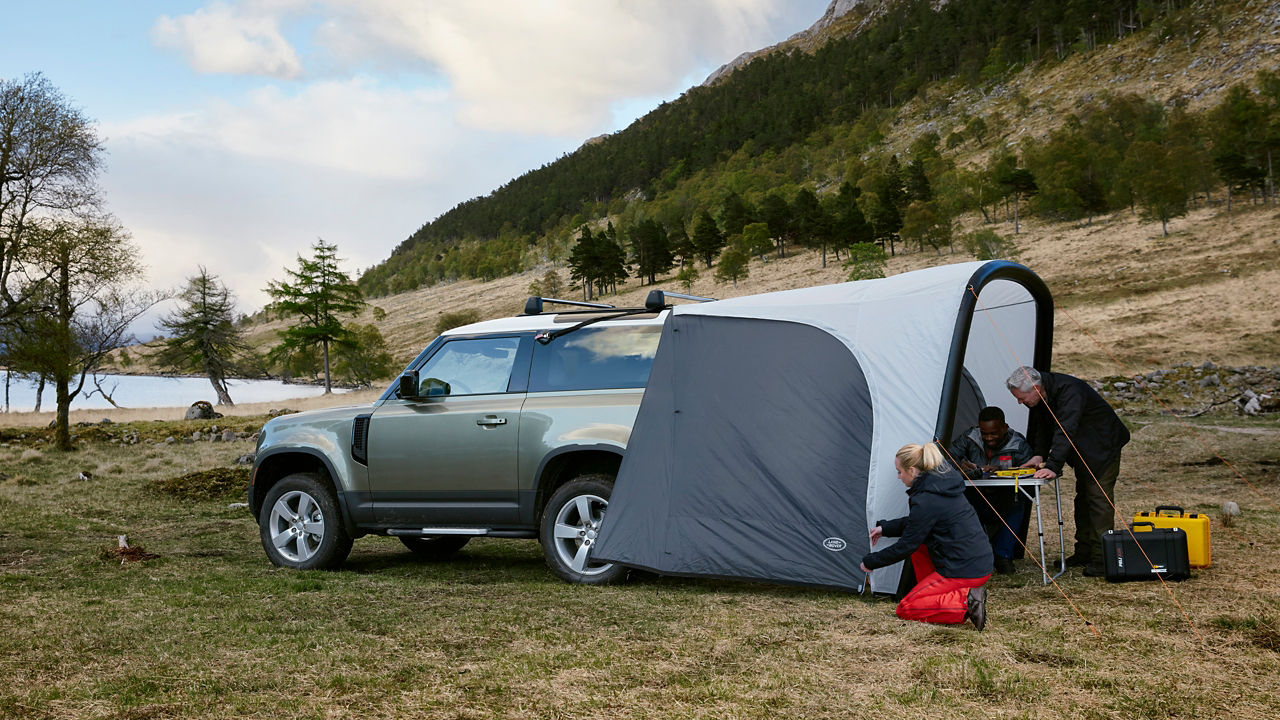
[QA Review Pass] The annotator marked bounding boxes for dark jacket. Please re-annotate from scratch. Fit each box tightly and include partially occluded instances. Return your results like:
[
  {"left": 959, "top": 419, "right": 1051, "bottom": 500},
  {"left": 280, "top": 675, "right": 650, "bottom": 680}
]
[
  {"left": 1027, "top": 372, "right": 1131, "bottom": 476},
  {"left": 949, "top": 427, "right": 1034, "bottom": 479},
  {"left": 861, "top": 466, "right": 994, "bottom": 578}
]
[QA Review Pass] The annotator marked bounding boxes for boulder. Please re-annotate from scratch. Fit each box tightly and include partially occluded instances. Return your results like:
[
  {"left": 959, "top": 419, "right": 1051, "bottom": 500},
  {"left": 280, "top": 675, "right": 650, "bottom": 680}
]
[{"left": 184, "top": 401, "right": 222, "bottom": 420}]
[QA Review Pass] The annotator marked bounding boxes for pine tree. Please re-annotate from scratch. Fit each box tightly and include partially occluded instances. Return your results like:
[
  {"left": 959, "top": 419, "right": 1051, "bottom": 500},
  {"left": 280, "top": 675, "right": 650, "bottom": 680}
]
[
  {"left": 266, "top": 239, "right": 365, "bottom": 393},
  {"left": 691, "top": 210, "right": 726, "bottom": 268},
  {"left": 156, "top": 267, "right": 246, "bottom": 406}
]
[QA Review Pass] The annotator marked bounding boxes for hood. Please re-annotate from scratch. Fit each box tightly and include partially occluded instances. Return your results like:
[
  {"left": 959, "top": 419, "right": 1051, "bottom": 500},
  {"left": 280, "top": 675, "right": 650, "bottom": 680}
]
[{"left": 908, "top": 466, "right": 966, "bottom": 498}]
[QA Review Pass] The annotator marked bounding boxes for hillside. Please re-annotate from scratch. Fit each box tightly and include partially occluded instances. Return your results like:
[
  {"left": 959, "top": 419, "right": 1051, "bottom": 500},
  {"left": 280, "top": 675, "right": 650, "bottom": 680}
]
[{"left": 244, "top": 201, "right": 1277, "bottom": 381}]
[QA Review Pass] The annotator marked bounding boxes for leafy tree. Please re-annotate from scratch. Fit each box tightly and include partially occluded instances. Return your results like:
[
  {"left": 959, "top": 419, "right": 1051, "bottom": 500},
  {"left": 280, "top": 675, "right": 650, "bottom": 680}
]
[
  {"left": 334, "top": 323, "right": 395, "bottom": 385},
  {"left": 963, "top": 229, "right": 1019, "bottom": 261},
  {"left": 266, "top": 239, "right": 366, "bottom": 393},
  {"left": 718, "top": 192, "right": 756, "bottom": 237},
  {"left": 155, "top": 267, "right": 246, "bottom": 406},
  {"left": 674, "top": 264, "right": 699, "bottom": 291},
  {"left": 759, "top": 192, "right": 793, "bottom": 258},
  {"left": 0, "top": 74, "right": 104, "bottom": 325},
  {"left": 900, "top": 201, "right": 953, "bottom": 254},
  {"left": 1125, "top": 141, "right": 1189, "bottom": 236},
  {"left": 1209, "top": 83, "right": 1269, "bottom": 209},
  {"left": 830, "top": 182, "right": 873, "bottom": 257},
  {"left": 740, "top": 222, "right": 774, "bottom": 260},
  {"left": 669, "top": 224, "right": 695, "bottom": 269},
  {"left": 528, "top": 269, "right": 566, "bottom": 298},
  {"left": 434, "top": 309, "right": 481, "bottom": 335},
  {"left": 842, "top": 242, "right": 888, "bottom": 281},
  {"left": 714, "top": 243, "right": 750, "bottom": 287},
  {"left": 691, "top": 210, "right": 725, "bottom": 268},
  {"left": 7, "top": 216, "right": 158, "bottom": 450}
]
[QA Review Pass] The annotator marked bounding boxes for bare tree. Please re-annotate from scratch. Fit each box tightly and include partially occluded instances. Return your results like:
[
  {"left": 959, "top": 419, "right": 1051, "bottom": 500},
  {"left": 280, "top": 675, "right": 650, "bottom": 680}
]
[{"left": 0, "top": 73, "right": 103, "bottom": 324}]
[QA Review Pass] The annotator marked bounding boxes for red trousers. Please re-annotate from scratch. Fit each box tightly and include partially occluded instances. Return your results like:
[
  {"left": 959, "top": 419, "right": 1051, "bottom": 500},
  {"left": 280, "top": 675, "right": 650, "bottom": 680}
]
[{"left": 896, "top": 546, "right": 991, "bottom": 625}]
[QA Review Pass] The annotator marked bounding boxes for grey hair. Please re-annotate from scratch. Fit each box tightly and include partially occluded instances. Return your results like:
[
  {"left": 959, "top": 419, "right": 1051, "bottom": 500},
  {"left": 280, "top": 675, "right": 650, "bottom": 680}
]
[{"left": 1006, "top": 366, "right": 1042, "bottom": 392}]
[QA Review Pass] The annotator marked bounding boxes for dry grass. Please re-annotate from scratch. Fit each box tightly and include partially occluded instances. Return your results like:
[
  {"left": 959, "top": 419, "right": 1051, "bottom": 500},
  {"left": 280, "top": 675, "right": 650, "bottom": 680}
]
[{"left": 0, "top": 417, "right": 1278, "bottom": 718}]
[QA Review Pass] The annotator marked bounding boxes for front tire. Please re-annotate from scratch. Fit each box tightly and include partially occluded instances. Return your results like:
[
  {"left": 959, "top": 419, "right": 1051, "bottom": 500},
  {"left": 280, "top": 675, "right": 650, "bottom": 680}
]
[
  {"left": 540, "top": 474, "right": 627, "bottom": 585},
  {"left": 399, "top": 535, "right": 470, "bottom": 560},
  {"left": 258, "top": 473, "right": 352, "bottom": 570}
]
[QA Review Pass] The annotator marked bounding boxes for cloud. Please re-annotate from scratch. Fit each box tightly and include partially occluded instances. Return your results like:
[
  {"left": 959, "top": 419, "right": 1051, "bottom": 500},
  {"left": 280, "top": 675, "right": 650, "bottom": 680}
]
[
  {"left": 155, "top": 1, "right": 804, "bottom": 135},
  {"left": 152, "top": 1, "right": 303, "bottom": 78}
]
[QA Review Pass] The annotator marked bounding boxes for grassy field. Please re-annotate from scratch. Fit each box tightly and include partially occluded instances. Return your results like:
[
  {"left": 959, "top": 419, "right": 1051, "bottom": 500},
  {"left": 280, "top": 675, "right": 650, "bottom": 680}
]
[{"left": 1, "top": 412, "right": 1278, "bottom": 719}]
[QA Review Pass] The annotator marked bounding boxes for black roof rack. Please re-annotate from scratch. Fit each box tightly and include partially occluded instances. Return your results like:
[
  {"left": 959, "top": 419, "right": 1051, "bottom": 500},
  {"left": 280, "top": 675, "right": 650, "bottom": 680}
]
[
  {"left": 523, "top": 296, "right": 615, "bottom": 315},
  {"left": 644, "top": 290, "right": 715, "bottom": 312}
]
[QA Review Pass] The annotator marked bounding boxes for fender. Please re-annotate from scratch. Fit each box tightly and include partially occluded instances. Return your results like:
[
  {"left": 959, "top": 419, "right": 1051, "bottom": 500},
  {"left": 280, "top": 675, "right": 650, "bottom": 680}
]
[
  {"left": 251, "top": 446, "right": 366, "bottom": 537},
  {"left": 524, "top": 443, "right": 626, "bottom": 523}
]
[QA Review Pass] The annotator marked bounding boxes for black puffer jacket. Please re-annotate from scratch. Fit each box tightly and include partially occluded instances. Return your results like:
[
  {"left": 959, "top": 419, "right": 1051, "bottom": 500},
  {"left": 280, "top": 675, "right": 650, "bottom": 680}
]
[
  {"left": 861, "top": 466, "right": 994, "bottom": 579},
  {"left": 1028, "top": 372, "right": 1131, "bottom": 476}
]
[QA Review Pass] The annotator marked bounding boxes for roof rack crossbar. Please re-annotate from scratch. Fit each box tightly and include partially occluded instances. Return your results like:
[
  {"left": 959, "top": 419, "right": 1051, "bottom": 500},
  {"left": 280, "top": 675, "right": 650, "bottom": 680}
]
[
  {"left": 524, "top": 296, "right": 616, "bottom": 315},
  {"left": 644, "top": 290, "right": 716, "bottom": 312}
]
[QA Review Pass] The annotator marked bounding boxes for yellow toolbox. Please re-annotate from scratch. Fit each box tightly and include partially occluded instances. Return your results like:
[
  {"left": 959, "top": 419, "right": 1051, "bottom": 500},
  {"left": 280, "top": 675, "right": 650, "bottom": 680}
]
[{"left": 1133, "top": 506, "right": 1211, "bottom": 567}]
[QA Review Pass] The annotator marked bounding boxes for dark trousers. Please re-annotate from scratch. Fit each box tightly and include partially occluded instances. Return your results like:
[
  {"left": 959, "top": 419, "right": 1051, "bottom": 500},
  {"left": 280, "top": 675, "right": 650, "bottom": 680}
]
[{"left": 1073, "top": 456, "right": 1121, "bottom": 561}]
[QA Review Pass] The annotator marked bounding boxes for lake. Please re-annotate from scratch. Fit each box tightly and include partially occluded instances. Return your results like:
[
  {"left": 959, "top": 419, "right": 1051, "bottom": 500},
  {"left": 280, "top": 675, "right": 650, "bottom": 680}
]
[{"left": 0, "top": 373, "right": 351, "bottom": 413}]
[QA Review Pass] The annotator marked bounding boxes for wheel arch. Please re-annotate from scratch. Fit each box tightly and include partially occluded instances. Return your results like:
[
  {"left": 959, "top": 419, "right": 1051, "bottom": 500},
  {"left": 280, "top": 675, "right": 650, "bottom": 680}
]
[
  {"left": 251, "top": 448, "right": 353, "bottom": 534},
  {"left": 532, "top": 445, "right": 623, "bottom": 525}
]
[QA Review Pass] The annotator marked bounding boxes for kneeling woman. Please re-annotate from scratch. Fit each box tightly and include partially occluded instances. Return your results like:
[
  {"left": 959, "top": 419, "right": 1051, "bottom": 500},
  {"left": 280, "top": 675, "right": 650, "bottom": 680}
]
[{"left": 860, "top": 442, "right": 993, "bottom": 630}]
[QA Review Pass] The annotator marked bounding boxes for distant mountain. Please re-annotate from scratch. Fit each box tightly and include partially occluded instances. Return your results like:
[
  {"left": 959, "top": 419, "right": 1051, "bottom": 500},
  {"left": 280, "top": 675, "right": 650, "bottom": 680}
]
[{"left": 357, "top": 0, "right": 1278, "bottom": 298}]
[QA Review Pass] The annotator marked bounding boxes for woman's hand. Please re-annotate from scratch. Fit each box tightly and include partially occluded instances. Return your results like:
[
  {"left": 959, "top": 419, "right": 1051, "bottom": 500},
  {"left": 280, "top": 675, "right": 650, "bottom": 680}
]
[
  {"left": 1021, "top": 455, "right": 1044, "bottom": 468},
  {"left": 860, "top": 562, "right": 871, "bottom": 573},
  {"left": 868, "top": 525, "right": 883, "bottom": 545}
]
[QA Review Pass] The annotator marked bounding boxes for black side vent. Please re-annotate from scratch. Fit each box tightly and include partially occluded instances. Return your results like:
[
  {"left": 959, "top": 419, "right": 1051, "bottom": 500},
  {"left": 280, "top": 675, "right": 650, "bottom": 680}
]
[{"left": 351, "top": 414, "right": 371, "bottom": 465}]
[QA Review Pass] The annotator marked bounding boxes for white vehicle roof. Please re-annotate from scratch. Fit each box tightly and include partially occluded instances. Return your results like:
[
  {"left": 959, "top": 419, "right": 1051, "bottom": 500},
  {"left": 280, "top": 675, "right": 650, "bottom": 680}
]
[{"left": 441, "top": 307, "right": 669, "bottom": 336}]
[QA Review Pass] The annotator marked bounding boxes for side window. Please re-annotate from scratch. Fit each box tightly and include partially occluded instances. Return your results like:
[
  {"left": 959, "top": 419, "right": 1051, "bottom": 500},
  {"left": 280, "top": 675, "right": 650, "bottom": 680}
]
[
  {"left": 529, "top": 325, "right": 661, "bottom": 392},
  {"left": 417, "top": 337, "right": 521, "bottom": 396}
]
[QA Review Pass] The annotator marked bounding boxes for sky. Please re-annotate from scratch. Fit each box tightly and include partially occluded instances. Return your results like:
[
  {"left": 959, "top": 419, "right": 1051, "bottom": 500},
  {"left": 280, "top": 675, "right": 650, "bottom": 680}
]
[{"left": 3, "top": 0, "right": 830, "bottom": 338}]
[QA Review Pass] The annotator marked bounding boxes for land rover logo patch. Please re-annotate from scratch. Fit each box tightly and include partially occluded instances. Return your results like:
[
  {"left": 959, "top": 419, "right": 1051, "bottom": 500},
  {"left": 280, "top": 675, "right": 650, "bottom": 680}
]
[{"left": 823, "top": 537, "right": 847, "bottom": 552}]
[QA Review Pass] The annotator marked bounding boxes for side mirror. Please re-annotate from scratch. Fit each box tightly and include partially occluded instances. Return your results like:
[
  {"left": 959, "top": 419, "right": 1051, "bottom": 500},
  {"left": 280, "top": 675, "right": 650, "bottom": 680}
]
[
  {"left": 398, "top": 371, "right": 419, "bottom": 398},
  {"left": 422, "top": 377, "right": 451, "bottom": 397}
]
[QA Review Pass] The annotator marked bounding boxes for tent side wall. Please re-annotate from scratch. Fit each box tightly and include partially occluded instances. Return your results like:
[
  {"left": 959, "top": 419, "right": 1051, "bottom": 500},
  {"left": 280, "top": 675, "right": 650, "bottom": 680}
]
[{"left": 593, "top": 315, "right": 875, "bottom": 591}]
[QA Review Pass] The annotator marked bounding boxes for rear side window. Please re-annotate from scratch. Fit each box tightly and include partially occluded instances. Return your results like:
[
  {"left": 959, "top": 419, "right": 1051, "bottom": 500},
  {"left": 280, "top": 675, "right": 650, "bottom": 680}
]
[{"left": 529, "top": 325, "right": 661, "bottom": 392}]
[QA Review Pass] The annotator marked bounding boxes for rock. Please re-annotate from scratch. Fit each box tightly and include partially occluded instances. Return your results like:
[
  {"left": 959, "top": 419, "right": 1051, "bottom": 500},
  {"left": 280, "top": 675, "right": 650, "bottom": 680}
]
[
  {"left": 1114, "top": 382, "right": 1128, "bottom": 390},
  {"left": 164, "top": 436, "right": 176, "bottom": 444},
  {"left": 76, "top": 471, "right": 92, "bottom": 482},
  {"left": 100, "top": 418, "right": 113, "bottom": 425},
  {"left": 1198, "top": 374, "right": 1221, "bottom": 387},
  {"left": 234, "top": 453, "right": 255, "bottom": 465},
  {"left": 211, "top": 433, "right": 222, "bottom": 443},
  {"left": 1221, "top": 501, "right": 1241, "bottom": 527},
  {"left": 184, "top": 401, "right": 222, "bottom": 420},
  {"left": 1201, "top": 360, "right": 1217, "bottom": 370},
  {"left": 192, "top": 431, "right": 202, "bottom": 442},
  {"left": 222, "top": 430, "right": 237, "bottom": 443}
]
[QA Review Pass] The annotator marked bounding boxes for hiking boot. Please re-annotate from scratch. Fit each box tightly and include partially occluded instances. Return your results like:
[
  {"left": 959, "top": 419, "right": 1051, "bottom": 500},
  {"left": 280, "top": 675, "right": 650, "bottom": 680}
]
[
  {"left": 993, "top": 557, "right": 1015, "bottom": 575},
  {"left": 1065, "top": 553, "right": 1091, "bottom": 568},
  {"left": 965, "top": 587, "right": 988, "bottom": 631},
  {"left": 1082, "top": 562, "right": 1107, "bottom": 577}
]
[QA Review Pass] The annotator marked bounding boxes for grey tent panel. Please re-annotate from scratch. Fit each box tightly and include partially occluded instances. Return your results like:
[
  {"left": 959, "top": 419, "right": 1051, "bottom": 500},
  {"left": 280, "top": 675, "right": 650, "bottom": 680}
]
[{"left": 594, "top": 315, "right": 874, "bottom": 591}]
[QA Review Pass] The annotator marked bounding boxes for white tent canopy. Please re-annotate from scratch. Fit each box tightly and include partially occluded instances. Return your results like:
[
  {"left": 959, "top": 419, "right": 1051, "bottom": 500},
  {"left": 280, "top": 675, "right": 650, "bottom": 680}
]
[{"left": 593, "top": 260, "right": 1052, "bottom": 593}]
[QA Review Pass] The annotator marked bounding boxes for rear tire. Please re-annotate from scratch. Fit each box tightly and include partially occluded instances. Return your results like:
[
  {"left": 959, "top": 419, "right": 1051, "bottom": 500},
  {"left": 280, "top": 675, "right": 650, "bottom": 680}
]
[
  {"left": 399, "top": 535, "right": 471, "bottom": 560},
  {"left": 258, "top": 473, "right": 352, "bottom": 570},
  {"left": 540, "top": 474, "right": 627, "bottom": 585}
]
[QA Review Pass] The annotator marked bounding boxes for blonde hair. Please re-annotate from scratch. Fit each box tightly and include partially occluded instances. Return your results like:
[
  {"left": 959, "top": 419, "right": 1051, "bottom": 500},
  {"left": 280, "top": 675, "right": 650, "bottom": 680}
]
[{"left": 896, "top": 442, "right": 946, "bottom": 474}]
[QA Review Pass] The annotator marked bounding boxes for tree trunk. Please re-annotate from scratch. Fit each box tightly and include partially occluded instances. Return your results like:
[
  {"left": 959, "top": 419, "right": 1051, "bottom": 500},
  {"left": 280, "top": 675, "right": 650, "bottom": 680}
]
[
  {"left": 34, "top": 376, "right": 45, "bottom": 413},
  {"left": 821, "top": 242, "right": 827, "bottom": 268},
  {"left": 1013, "top": 194, "right": 1020, "bottom": 234},
  {"left": 55, "top": 373, "right": 72, "bottom": 451},
  {"left": 209, "top": 373, "right": 234, "bottom": 406},
  {"left": 1161, "top": 217, "right": 1168, "bottom": 236},
  {"left": 322, "top": 340, "right": 332, "bottom": 394}
]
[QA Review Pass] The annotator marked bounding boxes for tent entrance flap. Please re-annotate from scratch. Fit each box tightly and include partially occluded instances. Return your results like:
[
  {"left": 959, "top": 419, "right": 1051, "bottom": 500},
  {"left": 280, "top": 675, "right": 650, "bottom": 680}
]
[{"left": 594, "top": 315, "right": 874, "bottom": 591}]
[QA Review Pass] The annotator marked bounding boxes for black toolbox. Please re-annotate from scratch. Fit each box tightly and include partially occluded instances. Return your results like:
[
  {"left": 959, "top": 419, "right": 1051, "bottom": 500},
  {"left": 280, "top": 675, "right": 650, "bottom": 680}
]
[{"left": 1101, "top": 522, "right": 1191, "bottom": 582}]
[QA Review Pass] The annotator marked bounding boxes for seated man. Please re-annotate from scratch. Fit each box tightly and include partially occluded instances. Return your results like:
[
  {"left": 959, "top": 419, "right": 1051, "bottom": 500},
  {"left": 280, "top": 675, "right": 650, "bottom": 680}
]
[{"left": 949, "top": 406, "right": 1034, "bottom": 574}]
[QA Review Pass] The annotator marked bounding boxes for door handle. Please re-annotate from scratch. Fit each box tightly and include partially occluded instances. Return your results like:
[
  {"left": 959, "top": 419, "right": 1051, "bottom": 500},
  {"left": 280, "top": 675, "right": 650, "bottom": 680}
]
[{"left": 476, "top": 416, "right": 507, "bottom": 426}]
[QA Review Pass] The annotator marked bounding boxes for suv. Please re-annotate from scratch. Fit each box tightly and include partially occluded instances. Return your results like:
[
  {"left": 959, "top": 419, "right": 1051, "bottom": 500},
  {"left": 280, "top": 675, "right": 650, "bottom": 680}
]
[{"left": 248, "top": 295, "right": 676, "bottom": 584}]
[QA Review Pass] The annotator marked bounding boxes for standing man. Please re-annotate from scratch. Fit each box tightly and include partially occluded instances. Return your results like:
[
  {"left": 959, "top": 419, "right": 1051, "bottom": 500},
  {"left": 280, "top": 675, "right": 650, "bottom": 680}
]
[{"left": 1006, "top": 366, "right": 1130, "bottom": 577}]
